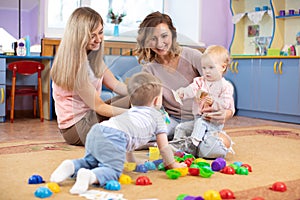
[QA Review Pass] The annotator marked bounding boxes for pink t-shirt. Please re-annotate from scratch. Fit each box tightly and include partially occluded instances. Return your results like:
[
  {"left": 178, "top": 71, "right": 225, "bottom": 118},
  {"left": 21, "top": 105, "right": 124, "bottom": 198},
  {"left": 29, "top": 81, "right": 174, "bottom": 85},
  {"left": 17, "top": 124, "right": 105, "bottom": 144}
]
[
  {"left": 52, "top": 68, "right": 103, "bottom": 129},
  {"left": 142, "top": 47, "right": 202, "bottom": 120}
]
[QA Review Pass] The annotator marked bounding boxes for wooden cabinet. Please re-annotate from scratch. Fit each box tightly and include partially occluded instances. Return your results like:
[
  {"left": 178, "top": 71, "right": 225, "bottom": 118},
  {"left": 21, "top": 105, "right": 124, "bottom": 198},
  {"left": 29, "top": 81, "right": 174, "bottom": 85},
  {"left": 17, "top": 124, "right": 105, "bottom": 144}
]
[
  {"left": 226, "top": 57, "right": 300, "bottom": 123},
  {"left": 230, "top": 0, "right": 300, "bottom": 55}
]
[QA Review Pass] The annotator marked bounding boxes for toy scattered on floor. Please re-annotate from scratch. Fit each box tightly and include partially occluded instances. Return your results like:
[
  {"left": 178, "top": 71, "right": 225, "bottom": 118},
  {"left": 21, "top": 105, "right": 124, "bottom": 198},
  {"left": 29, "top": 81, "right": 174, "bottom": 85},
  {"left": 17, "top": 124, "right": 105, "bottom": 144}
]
[
  {"left": 188, "top": 164, "right": 200, "bottom": 176},
  {"left": 118, "top": 174, "right": 132, "bottom": 184},
  {"left": 173, "top": 167, "right": 189, "bottom": 176},
  {"left": 34, "top": 186, "right": 53, "bottom": 198},
  {"left": 235, "top": 166, "right": 249, "bottom": 175},
  {"left": 220, "top": 166, "right": 235, "bottom": 175},
  {"left": 45, "top": 182, "right": 60, "bottom": 193},
  {"left": 211, "top": 157, "right": 226, "bottom": 171},
  {"left": 149, "top": 147, "right": 160, "bottom": 161},
  {"left": 241, "top": 163, "right": 252, "bottom": 172},
  {"left": 104, "top": 180, "right": 121, "bottom": 191},
  {"left": 135, "top": 164, "right": 148, "bottom": 173},
  {"left": 176, "top": 194, "right": 204, "bottom": 200},
  {"left": 28, "top": 174, "right": 45, "bottom": 184},
  {"left": 152, "top": 158, "right": 163, "bottom": 167},
  {"left": 123, "top": 162, "right": 136, "bottom": 171},
  {"left": 269, "top": 181, "right": 287, "bottom": 192},
  {"left": 203, "top": 189, "right": 221, "bottom": 200},
  {"left": 219, "top": 189, "right": 235, "bottom": 199},
  {"left": 166, "top": 169, "right": 182, "bottom": 179},
  {"left": 144, "top": 161, "right": 157, "bottom": 170},
  {"left": 251, "top": 197, "right": 265, "bottom": 200},
  {"left": 135, "top": 176, "right": 152, "bottom": 185},
  {"left": 79, "top": 190, "right": 125, "bottom": 200},
  {"left": 199, "top": 167, "right": 214, "bottom": 178}
]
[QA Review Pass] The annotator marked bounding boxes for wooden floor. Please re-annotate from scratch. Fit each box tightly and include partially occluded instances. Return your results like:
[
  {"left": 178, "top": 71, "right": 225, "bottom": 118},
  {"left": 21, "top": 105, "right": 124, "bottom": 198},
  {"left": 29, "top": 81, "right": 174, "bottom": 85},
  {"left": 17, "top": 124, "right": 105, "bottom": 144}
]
[{"left": 0, "top": 115, "right": 299, "bottom": 143}]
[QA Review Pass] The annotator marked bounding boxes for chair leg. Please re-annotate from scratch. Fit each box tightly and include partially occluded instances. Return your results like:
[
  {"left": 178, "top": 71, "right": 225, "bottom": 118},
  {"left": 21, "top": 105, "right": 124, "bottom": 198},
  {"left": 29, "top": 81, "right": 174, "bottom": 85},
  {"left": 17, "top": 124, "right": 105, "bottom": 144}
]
[
  {"left": 33, "top": 96, "right": 37, "bottom": 118},
  {"left": 38, "top": 78, "right": 44, "bottom": 122},
  {"left": 10, "top": 78, "right": 16, "bottom": 123}
]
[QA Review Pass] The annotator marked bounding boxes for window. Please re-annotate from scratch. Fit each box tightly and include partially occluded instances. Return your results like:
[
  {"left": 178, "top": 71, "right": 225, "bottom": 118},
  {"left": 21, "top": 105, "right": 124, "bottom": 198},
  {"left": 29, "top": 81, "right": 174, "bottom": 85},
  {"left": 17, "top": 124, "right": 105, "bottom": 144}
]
[{"left": 44, "top": 0, "right": 164, "bottom": 38}]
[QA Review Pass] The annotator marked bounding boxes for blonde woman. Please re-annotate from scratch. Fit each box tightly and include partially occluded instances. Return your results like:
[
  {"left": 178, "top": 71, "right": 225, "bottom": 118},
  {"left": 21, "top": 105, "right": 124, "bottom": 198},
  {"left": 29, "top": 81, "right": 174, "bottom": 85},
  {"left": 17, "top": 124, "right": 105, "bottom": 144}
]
[{"left": 51, "top": 7, "right": 128, "bottom": 146}]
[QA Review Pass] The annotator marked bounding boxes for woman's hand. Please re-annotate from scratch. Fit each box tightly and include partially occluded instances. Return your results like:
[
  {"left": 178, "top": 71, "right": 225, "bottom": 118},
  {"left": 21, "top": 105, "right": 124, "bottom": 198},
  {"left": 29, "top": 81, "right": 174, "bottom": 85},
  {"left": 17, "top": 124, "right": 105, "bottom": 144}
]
[{"left": 202, "top": 107, "right": 232, "bottom": 124}]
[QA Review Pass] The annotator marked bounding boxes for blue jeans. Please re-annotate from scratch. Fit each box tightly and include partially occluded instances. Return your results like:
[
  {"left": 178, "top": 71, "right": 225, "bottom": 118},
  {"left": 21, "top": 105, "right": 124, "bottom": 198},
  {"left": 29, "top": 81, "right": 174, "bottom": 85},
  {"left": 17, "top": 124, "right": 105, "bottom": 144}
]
[{"left": 72, "top": 124, "right": 127, "bottom": 187}]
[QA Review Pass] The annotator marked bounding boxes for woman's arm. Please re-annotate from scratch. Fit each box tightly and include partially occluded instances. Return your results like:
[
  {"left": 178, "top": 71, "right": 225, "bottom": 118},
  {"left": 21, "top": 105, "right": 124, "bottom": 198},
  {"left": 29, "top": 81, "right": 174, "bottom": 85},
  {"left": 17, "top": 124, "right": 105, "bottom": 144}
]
[
  {"left": 76, "top": 81, "right": 127, "bottom": 117},
  {"left": 102, "top": 69, "right": 128, "bottom": 96},
  {"left": 201, "top": 108, "right": 233, "bottom": 124}
]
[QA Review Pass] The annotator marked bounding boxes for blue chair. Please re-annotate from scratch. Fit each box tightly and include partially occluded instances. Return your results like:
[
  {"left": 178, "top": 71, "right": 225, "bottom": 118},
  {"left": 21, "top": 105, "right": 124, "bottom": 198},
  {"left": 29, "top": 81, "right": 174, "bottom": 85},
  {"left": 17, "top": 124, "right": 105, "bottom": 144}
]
[{"left": 101, "top": 56, "right": 142, "bottom": 101}]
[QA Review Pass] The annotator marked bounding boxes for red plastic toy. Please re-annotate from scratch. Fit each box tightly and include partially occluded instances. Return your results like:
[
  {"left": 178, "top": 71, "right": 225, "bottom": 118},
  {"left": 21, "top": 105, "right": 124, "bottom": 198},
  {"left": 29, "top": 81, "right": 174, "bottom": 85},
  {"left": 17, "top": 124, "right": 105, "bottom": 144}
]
[
  {"left": 220, "top": 166, "right": 235, "bottom": 175},
  {"left": 219, "top": 189, "right": 235, "bottom": 199},
  {"left": 269, "top": 182, "right": 287, "bottom": 192},
  {"left": 136, "top": 176, "right": 152, "bottom": 185}
]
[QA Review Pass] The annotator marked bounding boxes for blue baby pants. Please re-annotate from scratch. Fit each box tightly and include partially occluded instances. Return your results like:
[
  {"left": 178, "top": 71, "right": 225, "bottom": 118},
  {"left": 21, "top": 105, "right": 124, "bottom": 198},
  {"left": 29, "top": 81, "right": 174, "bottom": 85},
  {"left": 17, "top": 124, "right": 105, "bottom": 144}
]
[{"left": 72, "top": 124, "right": 127, "bottom": 187}]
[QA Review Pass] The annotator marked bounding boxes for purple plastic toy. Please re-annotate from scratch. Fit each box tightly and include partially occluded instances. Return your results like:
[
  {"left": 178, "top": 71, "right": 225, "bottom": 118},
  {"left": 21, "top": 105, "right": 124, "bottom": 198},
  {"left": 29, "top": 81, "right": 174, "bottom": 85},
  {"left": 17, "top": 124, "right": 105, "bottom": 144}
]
[{"left": 211, "top": 157, "right": 226, "bottom": 171}]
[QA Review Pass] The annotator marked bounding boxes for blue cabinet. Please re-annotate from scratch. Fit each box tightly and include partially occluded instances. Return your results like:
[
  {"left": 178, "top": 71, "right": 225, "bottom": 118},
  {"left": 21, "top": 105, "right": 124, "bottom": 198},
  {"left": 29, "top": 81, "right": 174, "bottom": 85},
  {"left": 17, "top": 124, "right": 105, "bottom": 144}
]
[
  {"left": 226, "top": 57, "right": 300, "bottom": 123},
  {"left": 0, "top": 59, "right": 6, "bottom": 122},
  {"left": 258, "top": 58, "right": 300, "bottom": 116}
]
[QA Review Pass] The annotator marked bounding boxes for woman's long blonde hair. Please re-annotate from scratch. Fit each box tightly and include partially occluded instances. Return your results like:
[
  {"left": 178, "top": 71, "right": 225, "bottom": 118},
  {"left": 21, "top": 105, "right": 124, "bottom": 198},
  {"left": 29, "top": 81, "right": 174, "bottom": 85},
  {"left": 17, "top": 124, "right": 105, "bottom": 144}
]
[
  {"left": 136, "top": 11, "right": 181, "bottom": 63},
  {"left": 50, "top": 7, "right": 105, "bottom": 91}
]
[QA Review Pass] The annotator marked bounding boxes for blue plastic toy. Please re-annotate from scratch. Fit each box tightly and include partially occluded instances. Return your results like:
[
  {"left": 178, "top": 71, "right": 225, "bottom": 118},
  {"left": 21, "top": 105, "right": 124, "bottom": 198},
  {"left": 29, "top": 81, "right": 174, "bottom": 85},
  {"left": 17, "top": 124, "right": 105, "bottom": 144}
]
[
  {"left": 104, "top": 180, "right": 121, "bottom": 191},
  {"left": 34, "top": 186, "right": 53, "bottom": 198},
  {"left": 144, "top": 161, "right": 156, "bottom": 170},
  {"left": 28, "top": 174, "right": 45, "bottom": 184},
  {"left": 135, "top": 164, "right": 148, "bottom": 173}
]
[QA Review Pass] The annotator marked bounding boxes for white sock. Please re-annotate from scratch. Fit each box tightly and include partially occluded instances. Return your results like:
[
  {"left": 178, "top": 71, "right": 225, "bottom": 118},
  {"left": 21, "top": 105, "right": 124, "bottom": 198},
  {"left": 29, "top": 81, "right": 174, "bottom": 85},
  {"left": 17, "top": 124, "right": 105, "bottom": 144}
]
[
  {"left": 191, "top": 137, "right": 200, "bottom": 147},
  {"left": 69, "top": 168, "right": 97, "bottom": 194},
  {"left": 50, "top": 160, "right": 75, "bottom": 183}
]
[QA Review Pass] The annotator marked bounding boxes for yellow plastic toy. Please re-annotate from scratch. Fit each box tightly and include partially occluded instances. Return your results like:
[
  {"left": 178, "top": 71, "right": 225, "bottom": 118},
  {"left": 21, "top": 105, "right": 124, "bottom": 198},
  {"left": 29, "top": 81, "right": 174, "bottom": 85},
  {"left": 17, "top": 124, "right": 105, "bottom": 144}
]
[
  {"left": 119, "top": 174, "right": 132, "bottom": 184},
  {"left": 45, "top": 182, "right": 60, "bottom": 193},
  {"left": 203, "top": 189, "right": 221, "bottom": 200},
  {"left": 173, "top": 167, "right": 189, "bottom": 176},
  {"left": 149, "top": 147, "right": 160, "bottom": 161},
  {"left": 123, "top": 162, "right": 136, "bottom": 171}
]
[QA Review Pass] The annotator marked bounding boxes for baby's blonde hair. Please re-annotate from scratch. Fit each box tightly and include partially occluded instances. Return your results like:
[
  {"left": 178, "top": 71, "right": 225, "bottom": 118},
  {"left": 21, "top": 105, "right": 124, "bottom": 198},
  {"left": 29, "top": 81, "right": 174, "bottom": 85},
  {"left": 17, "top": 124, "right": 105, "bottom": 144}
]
[
  {"left": 201, "top": 45, "right": 231, "bottom": 74},
  {"left": 127, "top": 72, "right": 162, "bottom": 106}
]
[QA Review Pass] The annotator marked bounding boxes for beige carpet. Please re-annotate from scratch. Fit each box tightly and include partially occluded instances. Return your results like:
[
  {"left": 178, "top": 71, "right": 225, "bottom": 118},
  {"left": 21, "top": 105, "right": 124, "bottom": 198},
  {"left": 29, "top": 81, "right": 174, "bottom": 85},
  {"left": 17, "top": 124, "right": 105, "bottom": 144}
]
[{"left": 0, "top": 126, "right": 300, "bottom": 200}]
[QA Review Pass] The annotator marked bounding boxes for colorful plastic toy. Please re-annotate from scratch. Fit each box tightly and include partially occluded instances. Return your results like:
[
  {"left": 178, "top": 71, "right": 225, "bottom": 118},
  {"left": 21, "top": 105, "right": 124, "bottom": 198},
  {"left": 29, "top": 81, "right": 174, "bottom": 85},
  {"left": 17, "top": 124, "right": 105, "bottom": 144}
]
[
  {"left": 235, "top": 167, "right": 249, "bottom": 175},
  {"left": 269, "top": 181, "right": 287, "bottom": 192},
  {"left": 136, "top": 176, "right": 152, "bottom": 185},
  {"left": 144, "top": 161, "right": 157, "bottom": 170},
  {"left": 104, "top": 180, "right": 121, "bottom": 191},
  {"left": 174, "top": 167, "right": 189, "bottom": 176},
  {"left": 28, "top": 174, "right": 45, "bottom": 184},
  {"left": 211, "top": 158, "right": 226, "bottom": 171},
  {"left": 251, "top": 197, "right": 265, "bottom": 200},
  {"left": 166, "top": 169, "right": 181, "bottom": 179},
  {"left": 45, "top": 182, "right": 60, "bottom": 193},
  {"left": 193, "top": 158, "right": 207, "bottom": 164},
  {"left": 183, "top": 195, "right": 204, "bottom": 200},
  {"left": 219, "top": 189, "right": 235, "bottom": 199},
  {"left": 135, "top": 164, "right": 148, "bottom": 173},
  {"left": 174, "top": 151, "right": 185, "bottom": 158},
  {"left": 188, "top": 164, "right": 200, "bottom": 176},
  {"left": 157, "top": 162, "right": 166, "bottom": 171},
  {"left": 184, "top": 158, "right": 194, "bottom": 167},
  {"left": 196, "top": 161, "right": 210, "bottom": 169},
  {"left": 152, "top": 159, "right": 163, "bottom": 167},
  {"left": 228, "top": 163, "right": 239, "bottom": 171},
  {"left": 34, "top": 186, "right": 53, "bottom": 198},
  {"left": 149, "top": 147, "right": 160, "bottom": 161},
  {"left": 123, "top": 162, "right": 136, "bottom": 171},
  {"left": 176, "top": 194, "right": 189, "bottom": 200},
  {"left": 233, "top": 161, "right": 242, "bottom": 167},
  {"left": 241, "top": 163, "right": 252, "bottom": 172},
  {"left": 220, "top": 166, "right": 235, "bottom": 175},
  {"left": 199, "top": 167, "right": 214, "bottom": 178},
  {"left": 203, "top": 190, "right": 221, "bottom": 200},
  {"left": 119, "top": 174, "right": 132, "bottom": 184}
]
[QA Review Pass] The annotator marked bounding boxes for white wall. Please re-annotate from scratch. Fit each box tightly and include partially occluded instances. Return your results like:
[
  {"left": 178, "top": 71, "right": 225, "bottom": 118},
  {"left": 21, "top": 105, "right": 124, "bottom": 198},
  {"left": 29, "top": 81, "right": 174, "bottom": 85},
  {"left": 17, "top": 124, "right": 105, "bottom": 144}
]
[{"left": 164, "top": 0, "right": 203, "bottom": 46}]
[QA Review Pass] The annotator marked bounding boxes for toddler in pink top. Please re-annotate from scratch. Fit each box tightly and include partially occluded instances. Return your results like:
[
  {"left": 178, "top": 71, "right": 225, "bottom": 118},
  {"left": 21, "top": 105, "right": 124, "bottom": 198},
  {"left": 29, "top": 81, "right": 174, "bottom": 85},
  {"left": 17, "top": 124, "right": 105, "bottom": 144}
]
[{"left": 170, "top": 45, "right": 235, "bottom": 159}]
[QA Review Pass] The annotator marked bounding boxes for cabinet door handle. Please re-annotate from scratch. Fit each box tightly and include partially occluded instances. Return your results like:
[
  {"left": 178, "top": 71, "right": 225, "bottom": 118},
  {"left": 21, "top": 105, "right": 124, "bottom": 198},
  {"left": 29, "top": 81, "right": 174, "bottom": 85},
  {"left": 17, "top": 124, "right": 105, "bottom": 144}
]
[
  {"left": 273, "top": 61, "right": 278, "bottom": 74},
  {"left": 230, "top": 62, "right": 235, "bottom": 73},
  {"left": 0, "top": 88, "right": 4, "bottom": 104},
  {"left": 234, "top": 61, "right": 239, "bottom": 73},
  {"left": 278, "top": 61, "right": 283, "bottom": 74}
]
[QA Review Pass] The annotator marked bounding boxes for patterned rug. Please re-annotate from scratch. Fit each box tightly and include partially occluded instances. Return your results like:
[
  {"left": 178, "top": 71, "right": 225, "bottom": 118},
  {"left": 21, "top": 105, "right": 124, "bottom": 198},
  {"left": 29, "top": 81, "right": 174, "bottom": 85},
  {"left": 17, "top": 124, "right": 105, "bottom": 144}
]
[{"left": 0, "top": 126, "right": 300, "bottom": 200}]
